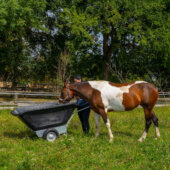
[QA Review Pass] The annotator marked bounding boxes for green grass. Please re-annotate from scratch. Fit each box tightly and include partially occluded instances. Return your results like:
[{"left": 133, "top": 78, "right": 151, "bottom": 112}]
[{"left": 0, "top": 107, "right": 170, "bottom": 170}]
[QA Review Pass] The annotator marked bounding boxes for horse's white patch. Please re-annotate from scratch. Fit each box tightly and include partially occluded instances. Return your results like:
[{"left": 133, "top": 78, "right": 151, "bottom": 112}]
[
  {"left": 135, "top": 81, "right": 147, "bottom": 84},
  {"left": 155, "top": 127, "right": 160, "bottom": 138},
  {"left": 88, "top": 81, "right": 125, "bottom": 111},
  {"left": 116, "top": 93, "right": 122, "bottom": 100},
  {"left": 119, "top": 86, "right": 129, "bottom": 92},
  {"left": 106, "top": 118, "right": 113, "bottom": 142},
  {"left": 138, "top": 131, "right": 147, "bottom": 142},
  {"left": 88, "top": 81, "right": 147, "bottom": 111}
]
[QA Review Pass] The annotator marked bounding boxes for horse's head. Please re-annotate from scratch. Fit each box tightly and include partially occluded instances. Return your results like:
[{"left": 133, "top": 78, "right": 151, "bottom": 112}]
[{"left": 59, "top": 82, "right": 74, "bottom": 104}]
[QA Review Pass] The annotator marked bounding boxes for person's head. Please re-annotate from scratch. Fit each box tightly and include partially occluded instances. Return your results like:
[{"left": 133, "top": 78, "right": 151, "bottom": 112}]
[{"left": 74, "top": 75, "right": 82, "bottom": 83}]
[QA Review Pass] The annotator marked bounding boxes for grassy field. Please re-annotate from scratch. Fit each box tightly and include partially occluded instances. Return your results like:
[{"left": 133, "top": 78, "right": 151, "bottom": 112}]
[{"left": 0, "top": 107, "right": 170, "bottom": 170}]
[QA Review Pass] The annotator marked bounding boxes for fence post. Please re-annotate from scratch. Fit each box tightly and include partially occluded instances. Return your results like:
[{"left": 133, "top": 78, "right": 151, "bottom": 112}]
[{"left": 14, "top": 92, "right": 18, "bottom": 104}]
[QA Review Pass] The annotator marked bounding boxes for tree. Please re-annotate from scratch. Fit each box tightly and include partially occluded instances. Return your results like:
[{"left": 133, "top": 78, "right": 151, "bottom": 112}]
[
  {"left": 54, "top": 0, "right": 170, "bottom": 82},
  {"left": 0, "top": 0, "right": 169, "bottom": 90},
  {"left": 0, "top": 0, "right": 47, "bottom": 88}
]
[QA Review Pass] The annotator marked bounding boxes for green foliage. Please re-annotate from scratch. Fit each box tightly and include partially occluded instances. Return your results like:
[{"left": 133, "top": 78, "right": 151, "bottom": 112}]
[
  {"left": 0, "top": 107, "right": 170, "bottom": 169},
  {"left": 0, "top": 0, "right": 47, "bottom": 86},
  {"left": 0, "top": 0, "right": 169, "bottom": 88},
  {"left": 53, "top": 0, "right": 169, "bottom": 82}
]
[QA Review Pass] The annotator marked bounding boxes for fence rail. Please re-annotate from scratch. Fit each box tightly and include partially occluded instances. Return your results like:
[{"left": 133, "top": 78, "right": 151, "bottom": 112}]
[
  {"left": 159, "top": 92, "right": 170, "bottom": 97},
  {"left": 0, "top": 91, "right": 59, "bottom": 97},
  {"left": 1, "top": 91, "right": 169, "bottom": 97},
  {"left": 0, "top": 91, "right": 170, "bottom": 109}
]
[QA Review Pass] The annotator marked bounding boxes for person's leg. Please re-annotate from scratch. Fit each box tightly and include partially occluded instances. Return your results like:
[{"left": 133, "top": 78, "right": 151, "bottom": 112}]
[
  {"left": 81, "top": 108, "right": 90, "bottom": 134},
  {"left": 78, "top": 108, "right": 86, "bottom": 133}
]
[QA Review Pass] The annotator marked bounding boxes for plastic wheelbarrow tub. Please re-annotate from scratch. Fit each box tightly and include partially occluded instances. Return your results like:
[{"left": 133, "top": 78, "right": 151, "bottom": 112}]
[{"left": 11, "top": 102, "right": 77, "bottom": 141}]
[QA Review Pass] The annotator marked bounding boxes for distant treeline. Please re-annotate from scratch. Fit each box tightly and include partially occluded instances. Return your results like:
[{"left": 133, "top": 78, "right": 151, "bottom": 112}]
[{"left": 0, "top": 0, "right": 169, "bottom": 90}]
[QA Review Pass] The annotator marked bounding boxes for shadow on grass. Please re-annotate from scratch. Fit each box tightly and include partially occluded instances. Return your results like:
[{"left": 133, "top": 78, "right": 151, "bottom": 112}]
[
  {"left": 114, "top": 130, "right": 134, "bottom": 137},
  {"left": 3, "top": 130, "right": 37, "bottom": 140},
  {"left": 67, "top": 130, "right": 95, "bottom": 137},
  {"left": 68, "top": 129, "right": 137, "bottom": 138}
]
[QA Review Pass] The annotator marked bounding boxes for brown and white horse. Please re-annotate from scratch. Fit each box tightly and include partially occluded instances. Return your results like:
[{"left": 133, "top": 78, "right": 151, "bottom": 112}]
[{"left": 59, "top": 81, "right": 160, "bottom": 142}]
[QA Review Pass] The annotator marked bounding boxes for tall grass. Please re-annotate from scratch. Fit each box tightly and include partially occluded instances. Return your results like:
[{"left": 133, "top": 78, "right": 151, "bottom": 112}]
[{"left": 0, "top": 107, "right": 169, "bottom": 169}]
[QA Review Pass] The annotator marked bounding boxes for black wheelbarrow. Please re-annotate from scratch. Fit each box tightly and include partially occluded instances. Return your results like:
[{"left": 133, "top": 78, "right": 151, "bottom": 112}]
[{"left": 11, "top": 102, "right": 89, "bottom": 141}]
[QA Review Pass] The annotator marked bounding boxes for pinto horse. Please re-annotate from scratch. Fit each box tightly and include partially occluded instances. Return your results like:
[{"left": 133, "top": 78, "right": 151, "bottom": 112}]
[{"left": 59, "top": 81, "right": 160, "bottom": 142}]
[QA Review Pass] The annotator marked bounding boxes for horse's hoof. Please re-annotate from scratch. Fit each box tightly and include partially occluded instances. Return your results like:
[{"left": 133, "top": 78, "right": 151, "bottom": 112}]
[
  {"left": 157, "top": 134, "right": 160, "bottom": 138},
  {"left": 95, "top": 134, "right": 99, "bottom": 138},
  {"left": 138, "top": 138, "right": 143, "bottom": 142},
  {"left": 155, "top": 136, "right": 160, "bottom": 140},
  {"left": 109, "top": 138, "right": 113, "bottom": 143}
]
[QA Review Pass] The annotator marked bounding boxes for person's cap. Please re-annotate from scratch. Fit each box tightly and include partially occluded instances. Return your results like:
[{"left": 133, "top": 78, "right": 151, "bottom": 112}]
[{"left": 74, "top": 75, "right": 82, "bottom": 80}]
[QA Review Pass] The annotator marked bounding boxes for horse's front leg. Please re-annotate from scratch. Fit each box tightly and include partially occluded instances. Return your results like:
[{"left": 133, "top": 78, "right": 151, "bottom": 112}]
[
  {"left": 100, "top": 108, "right": 113, "bottom": 142},
  {"left": 106, "top": 118, "right": 114, "bottom": 142},
  {"left": 94, "top": 112, "right": 100, "bottom": 137}
]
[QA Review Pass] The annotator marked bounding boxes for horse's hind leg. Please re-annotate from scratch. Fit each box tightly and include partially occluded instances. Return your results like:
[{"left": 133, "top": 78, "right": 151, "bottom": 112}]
[
  {"left": 152, "top": 113, "right": 160, "bottom": 139},
  {"left": 94, "top": 112, "right": 100, "bottom": 137},
  {"left": 138, "top": 107, "right": 153, "bottom": 142}
]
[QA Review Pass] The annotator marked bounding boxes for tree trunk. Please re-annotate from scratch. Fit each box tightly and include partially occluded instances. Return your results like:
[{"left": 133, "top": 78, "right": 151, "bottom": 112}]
[
  {"left": 103, "top": 60, "right": 110, "bottom": 80},
  {"left": 102, "top": 27, "right": 115, "bottom": 80},
  {"left": 12, "top": 79, "right": 17, "bottom": 90}
]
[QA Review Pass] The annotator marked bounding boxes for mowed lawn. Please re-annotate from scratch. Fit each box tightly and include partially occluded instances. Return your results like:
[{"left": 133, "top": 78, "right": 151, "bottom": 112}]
[{"left": 0, "top": 107, "right": 169, "bottom": 170}]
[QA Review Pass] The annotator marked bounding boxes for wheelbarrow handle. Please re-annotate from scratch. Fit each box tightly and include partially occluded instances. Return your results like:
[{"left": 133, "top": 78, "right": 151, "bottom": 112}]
[{"left": 66, "top": 106, "right": 90, "bottom": 128}]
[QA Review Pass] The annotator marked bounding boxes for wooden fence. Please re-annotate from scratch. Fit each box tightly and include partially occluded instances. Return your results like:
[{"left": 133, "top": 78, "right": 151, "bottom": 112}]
[{"left": 0, "top": 91, "right": 170, "bottom": 109}]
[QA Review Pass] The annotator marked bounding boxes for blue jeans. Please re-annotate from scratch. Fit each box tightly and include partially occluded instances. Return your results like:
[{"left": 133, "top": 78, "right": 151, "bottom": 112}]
[{"left": 78, "top": 107, "right": 90, "bottom": 134}]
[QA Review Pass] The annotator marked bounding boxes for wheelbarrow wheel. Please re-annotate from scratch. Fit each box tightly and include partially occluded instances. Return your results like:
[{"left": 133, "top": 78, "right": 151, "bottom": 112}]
[{"left": 43, "top": 129, "right": 59, "bottom": 142}]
